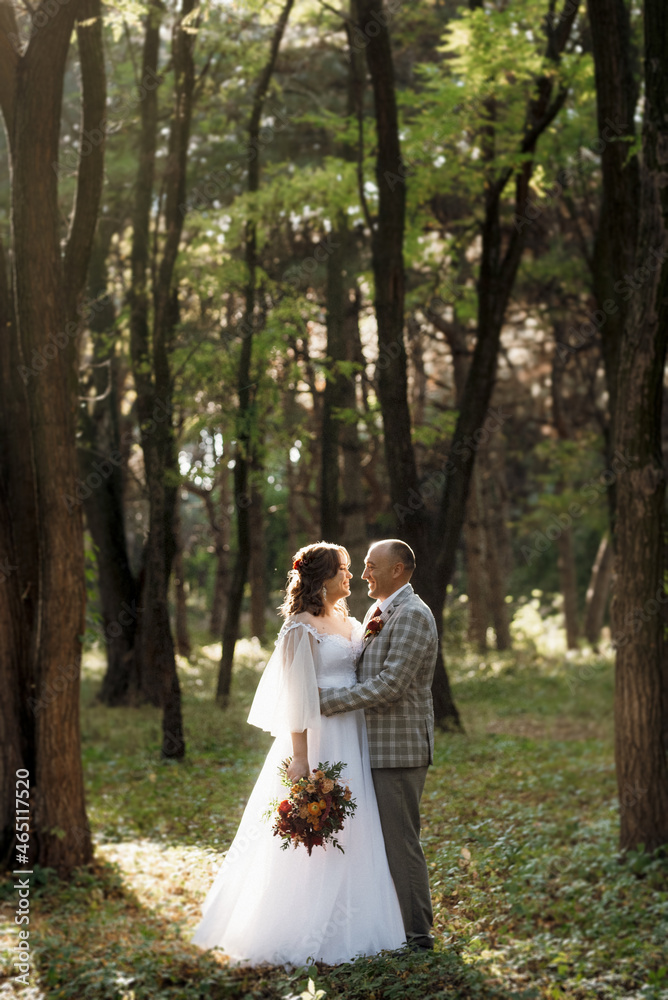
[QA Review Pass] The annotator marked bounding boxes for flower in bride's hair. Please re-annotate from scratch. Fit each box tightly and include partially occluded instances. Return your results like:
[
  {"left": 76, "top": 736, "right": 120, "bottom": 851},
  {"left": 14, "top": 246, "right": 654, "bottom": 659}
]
[{"left": 293, "top": 557, "right": 303, "bottom": 570}]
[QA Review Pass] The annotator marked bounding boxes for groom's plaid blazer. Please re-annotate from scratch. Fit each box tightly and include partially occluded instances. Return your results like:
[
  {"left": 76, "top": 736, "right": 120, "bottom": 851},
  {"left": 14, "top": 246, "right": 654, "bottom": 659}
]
[{"left": 319, "top": 585, "right": 438, "bottom": 768}]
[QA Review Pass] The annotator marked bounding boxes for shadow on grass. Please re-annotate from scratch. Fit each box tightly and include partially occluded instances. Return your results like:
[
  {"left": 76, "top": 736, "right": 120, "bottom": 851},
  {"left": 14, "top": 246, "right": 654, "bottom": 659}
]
[
  {"left": 2, "top": 855, "right": 536, "bottom": 1000},
  {"left": 0, "top": 636, "right": 628, "bottom": 998}
]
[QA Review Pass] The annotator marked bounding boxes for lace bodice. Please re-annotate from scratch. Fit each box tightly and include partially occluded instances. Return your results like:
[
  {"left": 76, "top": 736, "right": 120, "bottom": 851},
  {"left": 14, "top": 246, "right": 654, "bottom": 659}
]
[
  {"left": 279, "top": 618, "right": 364, "bottom": 686},
  {"left": 247, "top": 617, "right": 364, "bottom": 736}
]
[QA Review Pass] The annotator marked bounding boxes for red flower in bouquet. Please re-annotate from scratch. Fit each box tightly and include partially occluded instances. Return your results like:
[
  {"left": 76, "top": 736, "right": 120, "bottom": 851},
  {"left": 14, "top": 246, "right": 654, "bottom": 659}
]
[{"left": 268, "top": 760, "right": 357, "bottom": 856}]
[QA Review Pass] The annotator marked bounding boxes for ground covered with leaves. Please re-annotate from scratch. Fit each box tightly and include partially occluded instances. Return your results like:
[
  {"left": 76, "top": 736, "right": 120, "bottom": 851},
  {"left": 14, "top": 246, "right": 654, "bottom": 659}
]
[{"left": 1, "top": 615, "right": 667, "bottom": 1000}]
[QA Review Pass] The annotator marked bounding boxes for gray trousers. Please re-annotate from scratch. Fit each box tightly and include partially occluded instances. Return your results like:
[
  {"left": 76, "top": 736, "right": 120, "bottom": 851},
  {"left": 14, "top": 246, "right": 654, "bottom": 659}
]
[{"left": 371, "top": 765, "right": 434, "bottom": 949}]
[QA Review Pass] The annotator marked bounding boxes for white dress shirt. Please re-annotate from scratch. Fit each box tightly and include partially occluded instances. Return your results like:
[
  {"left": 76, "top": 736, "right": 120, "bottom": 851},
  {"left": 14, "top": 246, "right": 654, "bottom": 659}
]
[{"left": 374, "top": 582, "right": 412, "bottom": 616}]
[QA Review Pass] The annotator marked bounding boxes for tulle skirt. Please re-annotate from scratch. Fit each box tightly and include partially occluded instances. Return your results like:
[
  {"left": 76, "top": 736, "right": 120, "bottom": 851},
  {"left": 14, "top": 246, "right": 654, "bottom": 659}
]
[{"left": 191, "top": 708, "right": 406, "bottom": 966}]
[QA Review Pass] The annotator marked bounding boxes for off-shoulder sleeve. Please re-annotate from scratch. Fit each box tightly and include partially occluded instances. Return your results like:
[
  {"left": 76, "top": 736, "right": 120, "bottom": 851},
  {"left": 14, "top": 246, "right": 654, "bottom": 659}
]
[{"left": 247, "top": 622, "right": 321, "bottom": 736}]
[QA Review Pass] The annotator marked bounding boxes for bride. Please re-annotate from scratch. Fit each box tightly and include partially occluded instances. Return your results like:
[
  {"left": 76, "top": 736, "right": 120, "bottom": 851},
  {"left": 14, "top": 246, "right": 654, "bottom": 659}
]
[{"left": 191, "top": 541, "right": 406, "bottom": 966}]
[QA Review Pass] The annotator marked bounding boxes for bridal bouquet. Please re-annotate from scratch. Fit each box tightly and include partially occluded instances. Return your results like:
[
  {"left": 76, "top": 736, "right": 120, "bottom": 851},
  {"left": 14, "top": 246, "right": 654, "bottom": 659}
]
[{"left": 269, "top": 759, "right": 357, "bottom": 856}]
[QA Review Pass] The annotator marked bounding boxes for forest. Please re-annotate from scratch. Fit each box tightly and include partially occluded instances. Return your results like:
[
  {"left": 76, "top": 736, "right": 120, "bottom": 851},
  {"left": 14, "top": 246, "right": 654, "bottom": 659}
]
[{"left": 0, "top": 0, "right": 667, "bottom": 997}]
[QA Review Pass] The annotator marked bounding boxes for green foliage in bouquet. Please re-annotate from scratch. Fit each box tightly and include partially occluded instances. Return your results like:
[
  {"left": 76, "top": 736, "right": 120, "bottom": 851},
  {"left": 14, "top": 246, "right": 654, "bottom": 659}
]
[{"left": 268, "top": 759, "right": 357, "bottom": 856}]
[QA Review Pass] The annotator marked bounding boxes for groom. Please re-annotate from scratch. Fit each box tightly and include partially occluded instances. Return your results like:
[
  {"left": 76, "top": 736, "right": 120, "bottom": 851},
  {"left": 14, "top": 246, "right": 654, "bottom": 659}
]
[{"left": 319, "top": 539, "right": 438, "bottom": 951}]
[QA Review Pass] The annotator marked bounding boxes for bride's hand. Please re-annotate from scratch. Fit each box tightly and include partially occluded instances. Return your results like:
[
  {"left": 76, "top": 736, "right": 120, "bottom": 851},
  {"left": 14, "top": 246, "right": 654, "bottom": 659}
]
[{"left": 286, "top": 756, "right": 310, "bottom": 781}]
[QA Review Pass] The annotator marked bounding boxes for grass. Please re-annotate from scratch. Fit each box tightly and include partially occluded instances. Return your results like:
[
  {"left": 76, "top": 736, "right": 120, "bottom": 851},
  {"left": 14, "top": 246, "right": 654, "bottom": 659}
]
[{"left": 1, "top": 612, "right": 667, "bottom": 1000}]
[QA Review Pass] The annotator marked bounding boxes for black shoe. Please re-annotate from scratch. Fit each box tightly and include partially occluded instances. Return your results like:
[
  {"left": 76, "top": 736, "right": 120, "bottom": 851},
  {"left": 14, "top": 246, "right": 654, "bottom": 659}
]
[{"left": 405, "top": 936, "right": 434, "bottom": 953}]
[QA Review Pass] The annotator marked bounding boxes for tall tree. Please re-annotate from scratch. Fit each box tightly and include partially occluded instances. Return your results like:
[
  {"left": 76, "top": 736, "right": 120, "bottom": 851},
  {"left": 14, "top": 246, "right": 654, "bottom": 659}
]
[
  {"left": 0, "top": 0, "right": 105, "bottom": 872},
  {"left": 78, "top": 223, "right": 139, "bottom": 706},
  {"left": 320, "top": 6, "right": 371, "bottom": 616},
  {"left": 357, "top": 0, "right": 460, "bottom": 726},
  {"left": 127, "top": 0, "right": 197, "bottom": 756},
  {"left": 552, "top": 347, "right": 580, "bottom": 649},
  {"left": 358, "top": 0, "right": 578, "bottom": 726},
  {"left": 611, "top": 0, "right": 668, "bottom": 854},
  {"left": 586, "top": 0, "right": 639, "bottom": 531},
  {"left": 218, "top": 0, "right": 294, "bottom": 704},
  {"left": 584, "top": 535, "right": 612, "bottom": 646},
  {"left": 429, "top": 0, "right": 579, "bottom": 648}
]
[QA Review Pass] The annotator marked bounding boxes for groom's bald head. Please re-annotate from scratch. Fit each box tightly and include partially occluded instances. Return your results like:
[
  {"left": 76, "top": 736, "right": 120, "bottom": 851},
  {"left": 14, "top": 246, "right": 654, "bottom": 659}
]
[
  {"left": 372, "top": 540, "right": 415, "bottom": 576},
  {"left": 362, "top": 539, "right": 415, "bottom": 601}
]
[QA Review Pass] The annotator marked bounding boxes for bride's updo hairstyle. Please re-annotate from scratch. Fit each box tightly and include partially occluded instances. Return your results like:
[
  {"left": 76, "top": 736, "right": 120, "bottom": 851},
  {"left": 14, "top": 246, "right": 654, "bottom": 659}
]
[{"left": 280, "top": 541, "right": 350, "bottom": 618}]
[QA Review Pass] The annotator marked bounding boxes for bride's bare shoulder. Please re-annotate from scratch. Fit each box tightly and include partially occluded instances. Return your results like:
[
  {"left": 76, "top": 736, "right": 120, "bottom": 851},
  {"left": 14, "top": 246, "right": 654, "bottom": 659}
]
[
  {"left": 280, "top": 613, "right": 324, "bottom": 644},
  {"left": 285, "top": 611, "right": 319, "bottom": 625},
  {"left": 282, "top": 612, "right": 323, "bottom": 633}
]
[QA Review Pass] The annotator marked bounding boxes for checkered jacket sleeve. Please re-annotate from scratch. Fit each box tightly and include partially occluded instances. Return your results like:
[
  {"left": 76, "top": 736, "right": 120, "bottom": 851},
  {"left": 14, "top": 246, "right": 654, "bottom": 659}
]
[{"left": 319, "top": 590, "right": 438, "bottom": 768}]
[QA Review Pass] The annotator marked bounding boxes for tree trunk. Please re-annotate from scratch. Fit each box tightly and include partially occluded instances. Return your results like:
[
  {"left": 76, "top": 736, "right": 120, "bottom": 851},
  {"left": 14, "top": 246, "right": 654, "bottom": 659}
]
[
  {"left": 586, "top": 0, "right": 639, "bottom": 532},
  {"left": 173, "top": 499, "right": 191, "bottom": 659},
  {"left": 433, "top": 315, "right": 512, "bottom": 654},
  {"left": 128, "top": 0, "right": 197, "bottom": 758},
  {"left": 483, "top": 446, "right": 512, "bottom": 651},
  {"left": 339, "top": 284, "right": 369, "bottom": 619},
  {"left": 612, "top": 0, "right": 668, "bottom": 854},
  {"left": 463, "top": 468, "right": 488, "bottom": 651},
  {"left": 81, "top": 414, "right": 139, "bottom": 703},
  {"left": 551, "top": 345, "right": 579, "bottom": 652},
  {"left": 0, "top": 0, "right": 106, "bottom": 873},
  {"left": 429, "top": 5, "right": 577, "bottom": 718},
  {"left": 359, "top": 2, "right": 578, "bottom": 725},
  {"left": 249, "top": 470, "right": 266, "bottom": 642},
  {"left": 209, "top": 466, "right": 231, "bottom": 636},
  {"left": 356, "top": 0, "right": 459, "bottom": 727},
  {"left": 0, "top": 183, "right": 34, "bottom": 872},
  {"left": 320, "top": 221, "right": 368, "bottom": 618},
  {"left": 357, "top": 0, "right": 429, "bottom": 566},
  {"left": 218, "top": 0, "right": 294, "bottom": 703},
  {"left": 557, "top": 528, "right": 579, "bottom": 650},
  {"left": 321, "top": 222, "right": 347, "bottom": 540},
  {"left": 0, "top": 478, "right": 30, "bottom": 870},
  {"left": 286, "top": 456, "right": 299, "bottom": 561},
  {"left": 584, "top": 534, "right": 613, "bottom": 646},
  {"left": 321, "top": 41, "right": 367, "bottom": 596},
  {"left": 79, "top": 223, "right": 138, "bottom": 705},
  {"left": 463, "top": 445, "right": 511, "bottom": 652}
]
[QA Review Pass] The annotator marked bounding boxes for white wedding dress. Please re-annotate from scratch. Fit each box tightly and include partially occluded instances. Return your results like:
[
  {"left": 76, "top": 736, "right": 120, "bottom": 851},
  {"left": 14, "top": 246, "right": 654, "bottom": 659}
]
[{"left": 191, "top": 617, "right": 406, "bottom": 966}]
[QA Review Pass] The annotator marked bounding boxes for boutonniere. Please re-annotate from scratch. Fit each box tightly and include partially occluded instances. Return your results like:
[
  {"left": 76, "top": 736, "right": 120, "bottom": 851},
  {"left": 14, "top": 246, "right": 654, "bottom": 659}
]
[{"left": 363, "top": 616, "right": 384, "bottom": 642}]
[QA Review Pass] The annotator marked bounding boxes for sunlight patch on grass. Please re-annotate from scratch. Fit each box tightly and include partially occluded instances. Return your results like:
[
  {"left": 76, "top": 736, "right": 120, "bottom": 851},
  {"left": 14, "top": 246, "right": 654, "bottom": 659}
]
[
  {"left": 2, "top": 636, "right": 666, "bottom": 999},
  {"left": 96, "top": 838, "right": 222, "bottom": 932}
]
